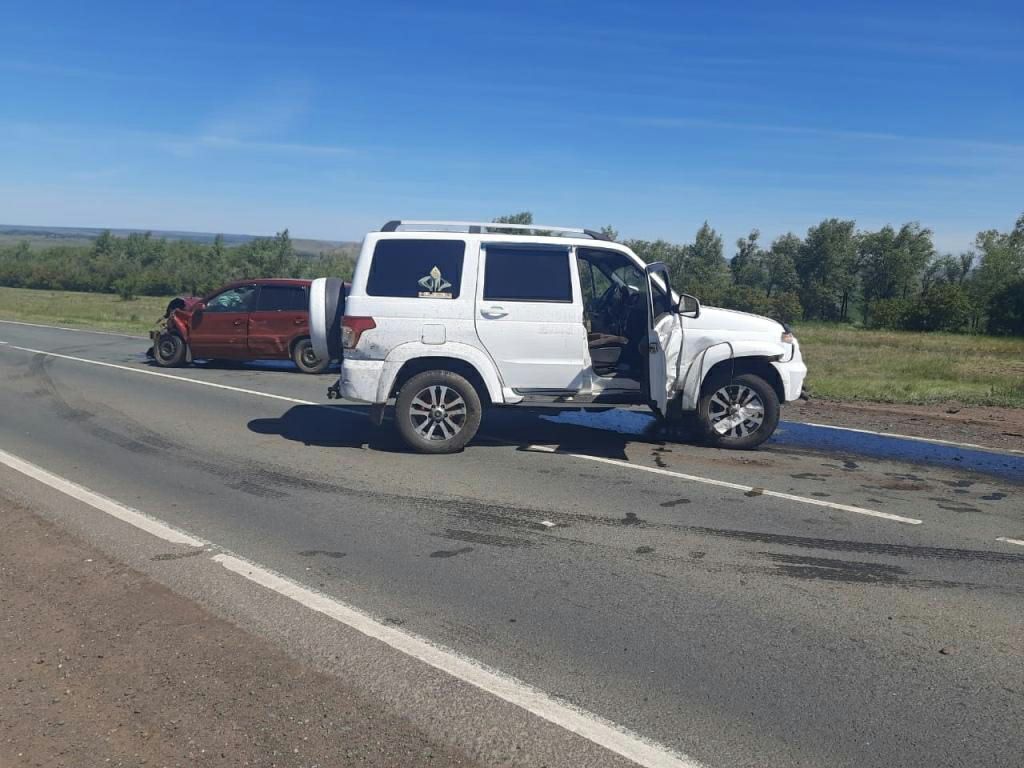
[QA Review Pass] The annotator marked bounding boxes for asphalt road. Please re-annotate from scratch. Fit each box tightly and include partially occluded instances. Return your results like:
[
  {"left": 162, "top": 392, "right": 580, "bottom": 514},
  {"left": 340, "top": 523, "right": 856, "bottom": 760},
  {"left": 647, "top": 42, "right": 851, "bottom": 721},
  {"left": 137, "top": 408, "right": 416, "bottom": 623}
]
[{"left": 1, "top": 319, "right": 1022, "bottom": 768}]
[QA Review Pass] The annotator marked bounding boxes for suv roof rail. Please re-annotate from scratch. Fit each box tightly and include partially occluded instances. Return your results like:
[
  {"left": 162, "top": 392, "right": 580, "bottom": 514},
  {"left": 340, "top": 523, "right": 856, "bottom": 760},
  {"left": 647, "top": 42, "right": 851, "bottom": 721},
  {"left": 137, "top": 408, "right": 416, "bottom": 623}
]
[{"left": 380, "top": 219, "right": 612, "bottom": 241}]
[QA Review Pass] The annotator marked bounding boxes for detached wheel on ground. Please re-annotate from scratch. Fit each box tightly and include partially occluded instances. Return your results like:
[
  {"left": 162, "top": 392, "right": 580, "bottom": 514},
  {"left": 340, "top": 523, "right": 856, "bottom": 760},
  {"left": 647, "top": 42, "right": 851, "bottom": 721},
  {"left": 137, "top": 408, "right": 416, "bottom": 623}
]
[
  {"left": 153, "top": 333, "right": 187, "bottom": 367},
  {"left": 697, "top": 372, "right": 779, "bottom": 449},
  {"left": 395, "top": 370, "right": 482, "bottom": 454},
  {"left": 292, "top": 338, "right": 330, "bottom": 374}
]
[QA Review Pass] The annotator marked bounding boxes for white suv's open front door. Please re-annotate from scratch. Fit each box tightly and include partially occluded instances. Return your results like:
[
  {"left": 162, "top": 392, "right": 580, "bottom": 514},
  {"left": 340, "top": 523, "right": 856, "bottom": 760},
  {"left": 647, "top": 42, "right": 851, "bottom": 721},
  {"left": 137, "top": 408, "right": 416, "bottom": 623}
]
[{"left": 644, "top": 262, "right": 682, "bottom": 417}]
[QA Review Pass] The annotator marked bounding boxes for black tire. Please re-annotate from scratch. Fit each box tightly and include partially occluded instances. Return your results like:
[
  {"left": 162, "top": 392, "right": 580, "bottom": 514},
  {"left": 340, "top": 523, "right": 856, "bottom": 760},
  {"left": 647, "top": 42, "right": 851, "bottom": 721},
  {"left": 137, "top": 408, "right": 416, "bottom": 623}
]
[
  {"left": 292, "top": 338, "right": 330, "bottom": 374},
  {"left": 395, "top": 370, "right": 482, "bottom": 454},
  {"left": 697, "top": 372, "right": 779, "bottom": 450},
  {"left": 153, "top": 333, "right": 187, "bottom": 367}
]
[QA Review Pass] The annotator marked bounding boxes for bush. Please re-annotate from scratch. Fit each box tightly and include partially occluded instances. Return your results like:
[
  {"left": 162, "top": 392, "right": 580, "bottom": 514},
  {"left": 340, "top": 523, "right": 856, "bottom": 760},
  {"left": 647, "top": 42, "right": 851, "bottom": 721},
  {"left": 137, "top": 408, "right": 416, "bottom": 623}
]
[
  {"left": 987, "top": 279, "right": 1024, "bottom": 336},
  {"left": 768, "top": 292, "right": 803, "bottom": 324},
  {"left": 902, "top": 283, "right": 970, "bottom": 332},
  {"left": 867, "top": 298, "right": 910, "bottom": 329}
]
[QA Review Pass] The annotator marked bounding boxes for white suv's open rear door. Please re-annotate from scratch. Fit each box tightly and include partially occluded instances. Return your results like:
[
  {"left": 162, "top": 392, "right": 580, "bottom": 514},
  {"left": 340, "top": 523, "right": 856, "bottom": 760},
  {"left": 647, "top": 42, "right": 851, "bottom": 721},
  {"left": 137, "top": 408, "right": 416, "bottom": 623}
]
[{"left": 644, "top": 262, "right": 681, "bottom": 417}]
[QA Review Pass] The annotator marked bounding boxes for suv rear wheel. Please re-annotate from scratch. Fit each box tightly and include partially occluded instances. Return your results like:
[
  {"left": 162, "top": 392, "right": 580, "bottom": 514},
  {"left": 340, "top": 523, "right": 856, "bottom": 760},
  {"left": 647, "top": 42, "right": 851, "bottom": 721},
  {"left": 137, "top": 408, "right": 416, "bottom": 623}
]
[
  {"left": 697, "top": 372, "right": 779, "bottom": 449},
  {"left": 395, "top": 370, "right": 482, "bottom": 454}
]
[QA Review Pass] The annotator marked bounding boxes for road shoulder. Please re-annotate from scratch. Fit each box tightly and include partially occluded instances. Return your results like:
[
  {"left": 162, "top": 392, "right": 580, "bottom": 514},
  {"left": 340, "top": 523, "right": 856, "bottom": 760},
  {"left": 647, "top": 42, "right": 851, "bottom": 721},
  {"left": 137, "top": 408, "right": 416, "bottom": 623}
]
[{"left": 0, "top": 497, "right": 481, "bottom": 768}]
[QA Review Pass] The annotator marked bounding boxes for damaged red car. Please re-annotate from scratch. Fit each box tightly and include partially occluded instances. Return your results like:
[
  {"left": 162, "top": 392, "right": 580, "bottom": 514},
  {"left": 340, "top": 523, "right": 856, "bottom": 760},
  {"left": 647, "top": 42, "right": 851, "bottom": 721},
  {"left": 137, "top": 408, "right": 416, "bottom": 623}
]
[{"left": 149, "top": 279, "right": 336, "bottom": 374}]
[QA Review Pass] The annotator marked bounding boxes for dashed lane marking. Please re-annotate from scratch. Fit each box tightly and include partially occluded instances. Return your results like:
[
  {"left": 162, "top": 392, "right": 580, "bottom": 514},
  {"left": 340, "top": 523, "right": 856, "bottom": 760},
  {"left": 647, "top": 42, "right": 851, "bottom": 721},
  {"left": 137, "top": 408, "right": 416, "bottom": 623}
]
[
  {"left": 525, "top": 445, "right": 923, "bottom": 525},
  {"left": 996, "top": 537, "right": 1024, "bottom": 547}
]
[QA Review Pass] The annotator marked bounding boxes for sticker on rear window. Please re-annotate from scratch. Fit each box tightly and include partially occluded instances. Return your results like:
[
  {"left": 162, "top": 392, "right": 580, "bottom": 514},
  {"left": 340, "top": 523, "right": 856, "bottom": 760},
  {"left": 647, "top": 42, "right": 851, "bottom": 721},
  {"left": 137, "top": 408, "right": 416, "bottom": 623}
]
[{"left": 417, "top": 266, "right": 453, "bottom": 298}]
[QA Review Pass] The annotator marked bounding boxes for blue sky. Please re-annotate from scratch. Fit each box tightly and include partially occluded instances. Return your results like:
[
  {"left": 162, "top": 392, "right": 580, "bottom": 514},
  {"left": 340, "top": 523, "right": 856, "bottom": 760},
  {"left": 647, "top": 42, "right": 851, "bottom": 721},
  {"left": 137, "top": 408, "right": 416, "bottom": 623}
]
[{"left": 1, "top": 1, "right": 1021, "bottom": 253}]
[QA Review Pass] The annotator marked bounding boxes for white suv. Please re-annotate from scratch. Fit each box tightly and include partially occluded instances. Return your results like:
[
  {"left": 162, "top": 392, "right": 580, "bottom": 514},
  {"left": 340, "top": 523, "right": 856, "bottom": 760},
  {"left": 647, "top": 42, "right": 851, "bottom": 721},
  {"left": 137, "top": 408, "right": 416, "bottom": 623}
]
[{"left": 310, "top": 220, "right": 807, "bottom": 454}]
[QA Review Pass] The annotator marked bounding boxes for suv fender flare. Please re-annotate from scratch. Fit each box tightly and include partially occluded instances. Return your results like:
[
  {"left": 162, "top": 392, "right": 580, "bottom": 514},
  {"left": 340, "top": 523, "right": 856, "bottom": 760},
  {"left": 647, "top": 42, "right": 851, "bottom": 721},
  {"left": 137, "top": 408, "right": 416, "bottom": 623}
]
[
  {"left": 379, "top": 342, "right": 506, "bottom": 404},
  {"left": 677, "top": 340, "right": 788, "bottom": 410}
]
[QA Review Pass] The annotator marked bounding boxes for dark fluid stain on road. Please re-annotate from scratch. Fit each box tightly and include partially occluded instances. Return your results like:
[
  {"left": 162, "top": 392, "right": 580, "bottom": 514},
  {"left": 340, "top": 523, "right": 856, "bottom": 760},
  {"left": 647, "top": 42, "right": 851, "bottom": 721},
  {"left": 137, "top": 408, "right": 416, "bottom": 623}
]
[
  {"left": 430, "top": 547, "right": 474, "bottom": 559},
  {"left": 690, "top": 551, "right": 706, "bottom": 560},
  {"left": 868, "top": 479, "right": 931, "bottom": 491},
  {"left": 298, "top": 550, "right": 347, "bottom": 559},
  {"left": 660, "top": 498, "right": 691, "bottom": 508},
  {"left": 745, "top": 487, "right": 765, "bottom": 497},
  {"left": 690, "top": 526, "right": 1024, "bottom": 564},
  {"left": 651, "top": 447, "right": 670, "bottom": 468},
  {"left": 936, "top": 502, "right": 984, "bottom": 513},
  {"left": 773, "top": 422, "right": 1024, "bottom": 483},
  {"left": 438, "top": 529, "right": 534, "bottom": 548},
  {"left": 810, "top": 492, "right": 830, "bottom": 498},
  {"left": 635, "top": 546, "right": 655, "bottom": 554},
  {"left": 761, "top": 552, "right": 907, "bottom": 584},
  {"left": 982, "top": 492, "right": 1007, "bottom": 501},
  {"left": 382, "top": 617, "right": 405, "bottom": 626},
  {"left": 621, "top": 512, "right": 643, "bottom": 526},
  {"left": 791, "top": 472, "right": 829, "bottom": 481},
  {"left": 151, "top": 549, "right": 206, "bottom": 561},
  {"left": 943, "top": 479, "right": 976, "bottom": 488}
]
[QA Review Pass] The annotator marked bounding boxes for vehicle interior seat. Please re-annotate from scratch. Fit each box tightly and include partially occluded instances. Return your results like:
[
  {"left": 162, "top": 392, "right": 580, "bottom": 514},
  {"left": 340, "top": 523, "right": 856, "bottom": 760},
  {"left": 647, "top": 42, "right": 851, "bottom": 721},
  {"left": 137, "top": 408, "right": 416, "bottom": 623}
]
[{"left": 587, "top": 332, "right": 630, "bottom": 376}]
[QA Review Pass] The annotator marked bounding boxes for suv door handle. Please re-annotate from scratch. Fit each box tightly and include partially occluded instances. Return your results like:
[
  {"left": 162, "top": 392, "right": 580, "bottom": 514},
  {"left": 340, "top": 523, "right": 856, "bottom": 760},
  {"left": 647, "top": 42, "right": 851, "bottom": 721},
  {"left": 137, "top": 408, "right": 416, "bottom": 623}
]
[
  {"left": 233, "top": 319, "right": 244, "bottom": 326},
  {"left": 293, "top": 317, "right": 305, "bottom": 325},
  {"left": 481, "top": 306, "right": 508, "bottom": 318}
]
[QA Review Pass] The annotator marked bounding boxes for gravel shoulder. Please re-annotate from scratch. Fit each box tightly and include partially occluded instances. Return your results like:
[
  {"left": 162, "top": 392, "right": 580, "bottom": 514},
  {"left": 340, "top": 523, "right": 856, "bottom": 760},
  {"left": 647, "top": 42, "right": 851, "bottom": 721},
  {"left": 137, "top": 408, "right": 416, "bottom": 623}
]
[
  {"left": 0, "top": 498, "right": 480, "bottom": 768},
  {"left": 787, "top": 398, "right": 1024, "bottom": 452}
]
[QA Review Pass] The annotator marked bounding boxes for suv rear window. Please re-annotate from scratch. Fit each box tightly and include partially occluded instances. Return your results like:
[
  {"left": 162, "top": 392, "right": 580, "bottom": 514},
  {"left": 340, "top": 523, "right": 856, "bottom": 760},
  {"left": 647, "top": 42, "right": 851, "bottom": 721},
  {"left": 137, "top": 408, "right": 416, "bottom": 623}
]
[
  {"left": 256, "top": 284, "right": 307, "bottom": 311},
  {"left": 484, "top": 246, "right": 572, "bottom": 303},
  {"left": 366, "top": 239, "right": 465, "bottom": 298}
]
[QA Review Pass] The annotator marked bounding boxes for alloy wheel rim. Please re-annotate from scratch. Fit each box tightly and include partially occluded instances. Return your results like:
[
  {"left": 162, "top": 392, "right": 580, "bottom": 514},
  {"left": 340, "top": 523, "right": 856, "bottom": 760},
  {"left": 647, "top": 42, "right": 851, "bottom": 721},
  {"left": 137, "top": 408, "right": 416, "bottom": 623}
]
[
  {"left": 301, "top": 344, "right": 318, "bottom": 367},
  {"left": 709, "top": 384, "right": 765, "bottom": 438},
  {"left": 409, "top": 385, "right": 467, "bottom": 441}
]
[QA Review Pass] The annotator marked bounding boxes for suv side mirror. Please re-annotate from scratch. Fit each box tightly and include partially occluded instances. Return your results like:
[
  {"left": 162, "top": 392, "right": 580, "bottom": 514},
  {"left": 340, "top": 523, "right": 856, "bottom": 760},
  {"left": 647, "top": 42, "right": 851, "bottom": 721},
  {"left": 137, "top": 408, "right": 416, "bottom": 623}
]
[{"left": 677, "top": 293, "right": 701, "bottom": 318}]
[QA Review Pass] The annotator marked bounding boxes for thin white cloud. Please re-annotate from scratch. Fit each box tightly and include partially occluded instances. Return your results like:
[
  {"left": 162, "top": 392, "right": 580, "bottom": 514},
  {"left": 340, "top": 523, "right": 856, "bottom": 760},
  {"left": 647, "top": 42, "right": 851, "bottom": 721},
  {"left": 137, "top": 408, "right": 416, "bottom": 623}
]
[{"left": 620, "top": 115, "right": 1024, "bottom": 155}]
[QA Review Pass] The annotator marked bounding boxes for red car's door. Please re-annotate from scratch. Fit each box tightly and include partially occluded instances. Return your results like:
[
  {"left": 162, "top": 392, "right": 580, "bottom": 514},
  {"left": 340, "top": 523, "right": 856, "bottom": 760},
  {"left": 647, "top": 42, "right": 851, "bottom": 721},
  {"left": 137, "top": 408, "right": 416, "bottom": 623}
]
[
  {"left": 189, "top": 284, "right": 258, "bottom": 358},
  {"left": 248, "top": 284, "right": 309, "bottom": 357}
]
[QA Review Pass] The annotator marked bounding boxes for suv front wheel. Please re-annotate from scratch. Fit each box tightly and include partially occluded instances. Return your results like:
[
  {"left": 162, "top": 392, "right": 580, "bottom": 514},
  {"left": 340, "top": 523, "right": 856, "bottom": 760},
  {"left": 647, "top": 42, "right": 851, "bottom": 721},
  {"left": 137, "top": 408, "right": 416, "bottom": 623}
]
[
  {"left": 697, "top": 372, "right": 779, "bottom": 450},
  {"left": 395, "top": 370, "right": 482, "bottom": 454}
]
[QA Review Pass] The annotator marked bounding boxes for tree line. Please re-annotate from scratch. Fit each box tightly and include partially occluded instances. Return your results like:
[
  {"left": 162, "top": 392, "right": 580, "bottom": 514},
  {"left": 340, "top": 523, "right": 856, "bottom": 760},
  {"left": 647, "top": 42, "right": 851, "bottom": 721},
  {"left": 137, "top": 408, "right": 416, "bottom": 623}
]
[
  {"left": 0, "top": 230, "right": 356, "bottom": 301},
  {"left": 1, "top": 213, "right": 1021, "bottom": 335}
]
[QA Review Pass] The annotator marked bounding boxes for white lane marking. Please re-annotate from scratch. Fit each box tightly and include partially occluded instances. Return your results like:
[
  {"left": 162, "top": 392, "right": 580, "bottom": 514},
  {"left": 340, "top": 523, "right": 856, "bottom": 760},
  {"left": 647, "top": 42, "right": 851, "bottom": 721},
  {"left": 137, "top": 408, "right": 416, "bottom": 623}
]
[
  {"left": 5, "top": 344, "right": 318, "bottom": 406},
  {"left": 0, "top": 345, "right": 366, "bottom": 421},
  {"left": 214, "top": 553, "right": 703, "bottom": 768},
  {"left": 996, "top": 537, "right": 1024, "bottom": 547},
  {"left": 0, "top": 442, "right": 704, "bottom": 768},
  {"left": 797, "top": 421, "right": 1024, "bottom": 456},
  {"left": 0, "top": 448, "right": 207, "bottom": 548},
  {"left": 0, "top": 318, "right": 145, "bottom": 338},
  {"left": 0, "top": 341, "right": 8, "bottom": 344},
  {"left": 526, "top": 446, "right": 922, "bottom": 525}
]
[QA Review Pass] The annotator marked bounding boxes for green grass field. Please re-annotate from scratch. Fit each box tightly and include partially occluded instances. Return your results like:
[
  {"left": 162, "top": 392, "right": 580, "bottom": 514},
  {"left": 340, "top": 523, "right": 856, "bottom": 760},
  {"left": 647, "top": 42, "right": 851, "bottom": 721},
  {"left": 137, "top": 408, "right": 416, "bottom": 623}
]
[
  {"left": 793, "top": 322, "right": 1024, "bottom": 407},
  {"left": 0, "top": 286, "right": 168, "bottom": 335},
  {"left": 1, "top": 287, "right": 1022, "bottom": 407}
]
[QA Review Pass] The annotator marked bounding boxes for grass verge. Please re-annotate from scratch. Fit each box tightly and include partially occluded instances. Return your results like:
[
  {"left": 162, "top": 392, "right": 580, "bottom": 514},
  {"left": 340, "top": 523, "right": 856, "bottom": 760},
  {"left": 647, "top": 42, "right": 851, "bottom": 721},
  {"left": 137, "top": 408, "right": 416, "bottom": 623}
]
[
  {"left": 0, "top": 286, "right": 167, "bottom": 336},
  {"left": 794, "top": 322, "right": 1024, "bottom": 407}
]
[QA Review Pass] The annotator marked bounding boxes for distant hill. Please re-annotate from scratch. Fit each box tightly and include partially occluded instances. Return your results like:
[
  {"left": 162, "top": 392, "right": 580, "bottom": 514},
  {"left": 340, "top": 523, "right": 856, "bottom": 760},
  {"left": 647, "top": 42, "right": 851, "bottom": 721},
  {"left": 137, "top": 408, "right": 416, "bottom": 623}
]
[{"left": 0, "top": 224, "right": 358, "bottom": 258}]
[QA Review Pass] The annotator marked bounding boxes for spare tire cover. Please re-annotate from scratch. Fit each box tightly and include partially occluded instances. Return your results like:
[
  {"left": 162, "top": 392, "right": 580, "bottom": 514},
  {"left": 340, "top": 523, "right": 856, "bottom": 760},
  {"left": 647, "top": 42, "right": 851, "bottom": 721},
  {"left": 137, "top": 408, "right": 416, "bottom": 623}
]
[{"left": 309, "top": 277, "right": 345, "bottom": 361}]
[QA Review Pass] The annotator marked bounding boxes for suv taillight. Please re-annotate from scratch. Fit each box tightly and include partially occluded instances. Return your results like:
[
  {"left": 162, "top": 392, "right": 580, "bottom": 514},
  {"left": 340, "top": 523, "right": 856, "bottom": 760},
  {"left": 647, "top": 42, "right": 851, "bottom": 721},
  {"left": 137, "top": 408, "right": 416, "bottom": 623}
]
[{"left": 341, "top": 316, "right": 376, "bottom": 349}]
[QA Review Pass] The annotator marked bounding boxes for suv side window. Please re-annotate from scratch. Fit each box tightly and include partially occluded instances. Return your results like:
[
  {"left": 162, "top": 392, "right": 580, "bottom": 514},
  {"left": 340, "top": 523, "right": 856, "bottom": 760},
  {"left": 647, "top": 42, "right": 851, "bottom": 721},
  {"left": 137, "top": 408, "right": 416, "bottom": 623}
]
[
  {"left": 206, "top": 285, "right": 257, "bottom": 312},
  {"left": 257, "top": 285, "right": 307, "bottom": 311},
  {"left": 484, "top": 246, "right": 572, "bottom": 303},
  {"left": 366, "top": 239, "right": 465, "bottom": 298}
]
